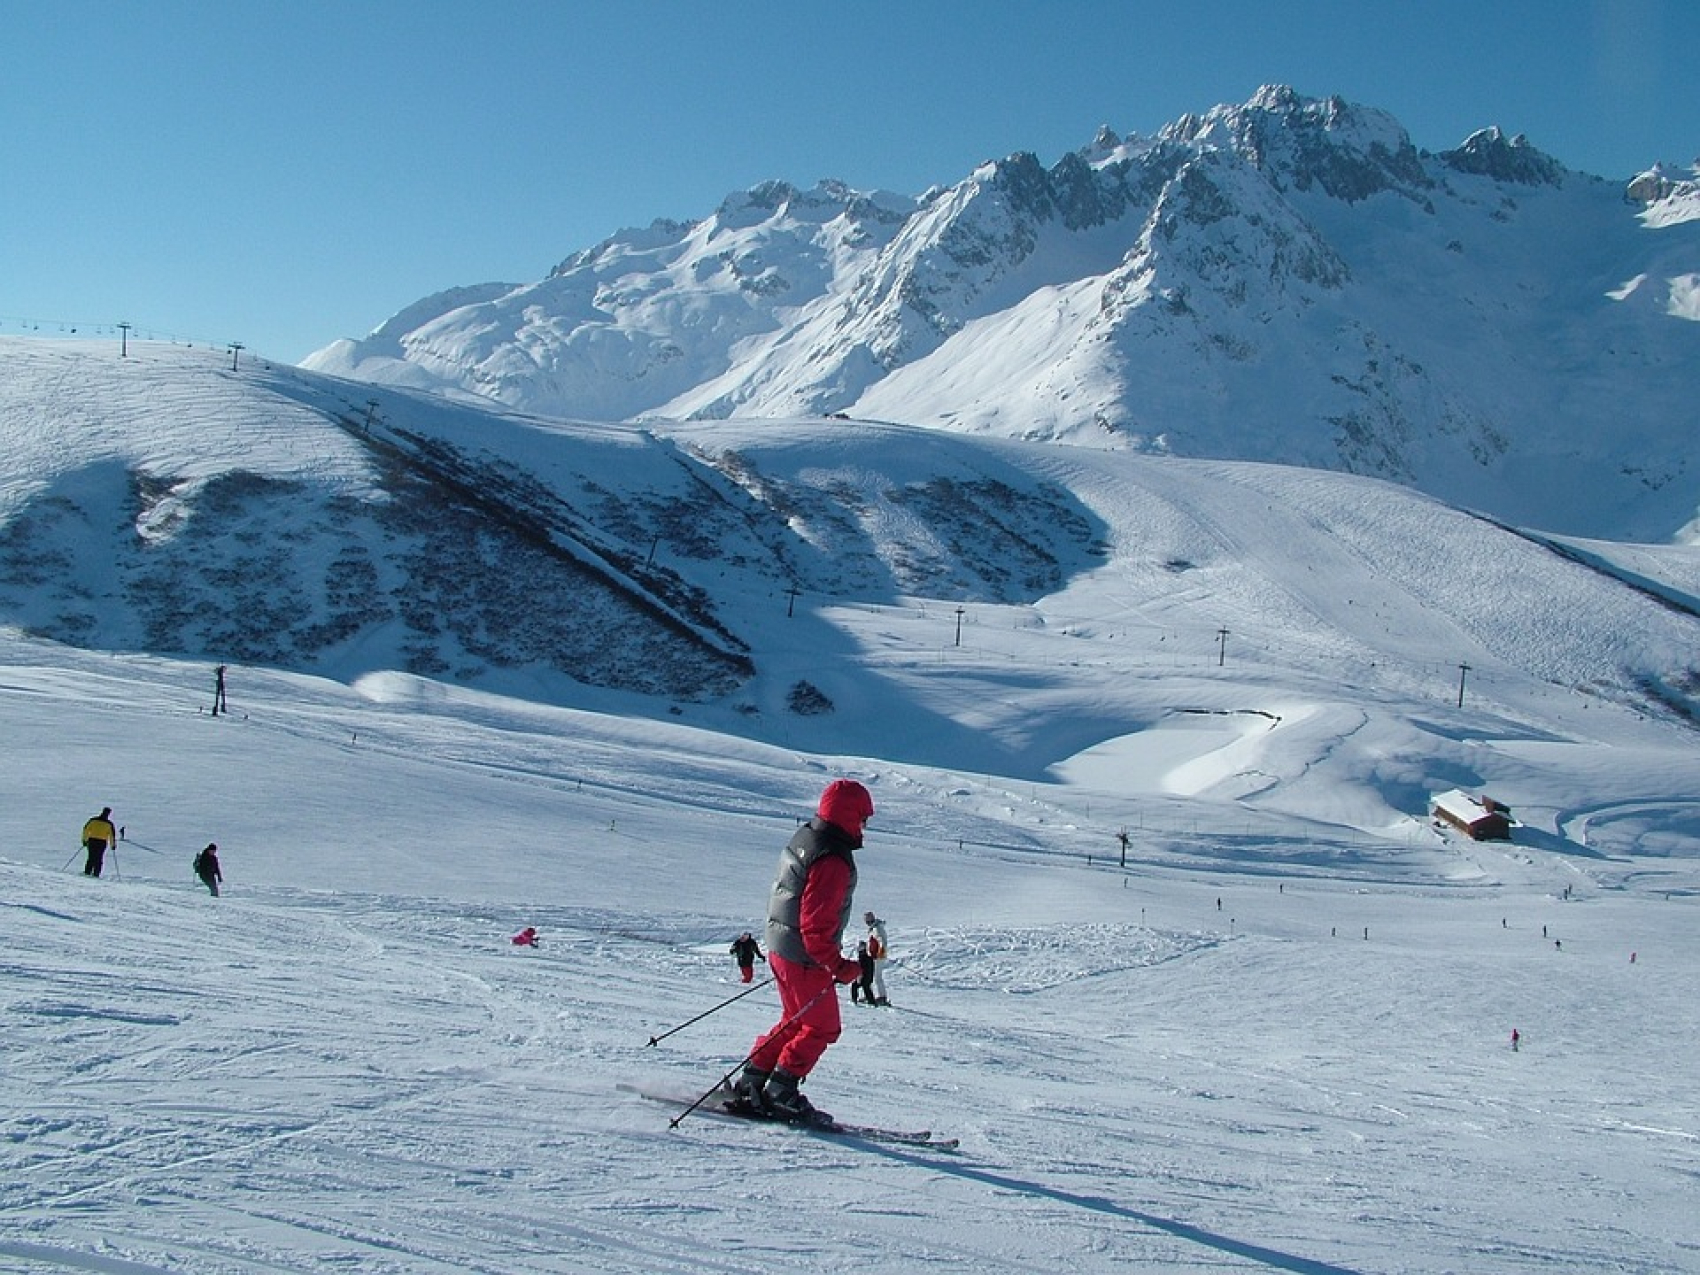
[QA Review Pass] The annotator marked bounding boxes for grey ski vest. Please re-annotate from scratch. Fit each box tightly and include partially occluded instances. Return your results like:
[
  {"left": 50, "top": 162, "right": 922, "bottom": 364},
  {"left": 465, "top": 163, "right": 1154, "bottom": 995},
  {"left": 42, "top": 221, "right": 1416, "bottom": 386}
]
[{"left": 765, "top": 818, "right": 858, "bottom": 967}]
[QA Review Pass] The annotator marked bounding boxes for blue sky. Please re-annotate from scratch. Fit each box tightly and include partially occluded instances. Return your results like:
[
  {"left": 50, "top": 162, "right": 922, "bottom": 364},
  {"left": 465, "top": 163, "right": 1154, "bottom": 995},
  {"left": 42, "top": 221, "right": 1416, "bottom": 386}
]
[{"left": 3, "top": 0, "right": 1694, "bottom": 364}]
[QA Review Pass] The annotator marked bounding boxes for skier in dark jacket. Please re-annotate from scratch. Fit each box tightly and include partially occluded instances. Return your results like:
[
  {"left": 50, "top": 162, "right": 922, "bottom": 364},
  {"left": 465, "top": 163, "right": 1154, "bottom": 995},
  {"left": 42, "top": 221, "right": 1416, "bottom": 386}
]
[
  {"left": 193, "top": 843, "right": 223, "bottom": 896},
  {"left": 729, "top": 932, "right": 764, "bottom": 983},
  {"left": 731, "top": 778, "right": 875, "bottom": 1124},
  {"left": 849, "top": 940, "right": 876, "bottom": 1005}
]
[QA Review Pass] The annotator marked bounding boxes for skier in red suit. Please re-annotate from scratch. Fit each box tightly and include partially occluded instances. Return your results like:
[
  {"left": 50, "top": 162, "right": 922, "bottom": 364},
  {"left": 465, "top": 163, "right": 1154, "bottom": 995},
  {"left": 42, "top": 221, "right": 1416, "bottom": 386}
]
[{"left": 731, "top": 778, "right": 874, "bottom": 1124}]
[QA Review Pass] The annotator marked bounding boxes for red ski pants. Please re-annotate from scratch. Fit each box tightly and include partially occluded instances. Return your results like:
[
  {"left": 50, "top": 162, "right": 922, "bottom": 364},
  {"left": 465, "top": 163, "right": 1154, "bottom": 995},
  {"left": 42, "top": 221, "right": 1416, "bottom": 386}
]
[{"left": 748, "top": 954, "right": 840, "bottom": 1078}]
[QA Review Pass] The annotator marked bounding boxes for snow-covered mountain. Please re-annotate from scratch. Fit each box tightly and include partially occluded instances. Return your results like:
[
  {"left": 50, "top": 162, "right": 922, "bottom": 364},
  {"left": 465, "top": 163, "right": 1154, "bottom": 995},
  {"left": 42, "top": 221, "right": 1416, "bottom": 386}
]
[
  {"left": 7, "top": 93, "right": 1700, "bottom": 1269},
  {"left": 305, "top": 86, "right": 1700, "bottom": 543},
  {"left": 5, "top": 337, "right": 1700, "bottom": 768}
]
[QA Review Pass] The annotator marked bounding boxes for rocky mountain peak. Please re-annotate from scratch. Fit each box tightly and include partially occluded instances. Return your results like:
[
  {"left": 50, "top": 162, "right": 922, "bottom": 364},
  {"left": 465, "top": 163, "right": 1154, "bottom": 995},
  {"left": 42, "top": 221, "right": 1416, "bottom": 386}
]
[
  {"left": 1440, "top": 126, "right": 1567, "bottom": 185},
  {"left": 1157, "top": 84, "right": 1428, "bottom": 201}
]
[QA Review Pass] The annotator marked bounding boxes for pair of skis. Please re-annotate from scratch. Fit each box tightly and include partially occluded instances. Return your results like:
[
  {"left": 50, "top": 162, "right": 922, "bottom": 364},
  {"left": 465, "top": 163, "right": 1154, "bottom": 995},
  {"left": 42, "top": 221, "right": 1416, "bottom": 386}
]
[{"left": 618, "top": 1083, "right": 958, "bottom": 1151}]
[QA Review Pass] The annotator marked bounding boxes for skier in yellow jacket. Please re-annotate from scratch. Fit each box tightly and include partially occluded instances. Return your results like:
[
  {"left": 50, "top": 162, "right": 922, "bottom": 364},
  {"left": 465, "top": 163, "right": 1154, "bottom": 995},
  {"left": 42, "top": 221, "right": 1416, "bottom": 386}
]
[{"left": 81, "top": 807, "right": 117, "bottom": 878}]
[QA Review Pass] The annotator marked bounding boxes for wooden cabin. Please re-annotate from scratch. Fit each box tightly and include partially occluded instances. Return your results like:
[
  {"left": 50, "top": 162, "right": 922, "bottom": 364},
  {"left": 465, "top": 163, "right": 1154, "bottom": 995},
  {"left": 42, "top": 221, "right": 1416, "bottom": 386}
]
[{"left": 1431, "top": 789, "right": 1513, "bottom": 841}]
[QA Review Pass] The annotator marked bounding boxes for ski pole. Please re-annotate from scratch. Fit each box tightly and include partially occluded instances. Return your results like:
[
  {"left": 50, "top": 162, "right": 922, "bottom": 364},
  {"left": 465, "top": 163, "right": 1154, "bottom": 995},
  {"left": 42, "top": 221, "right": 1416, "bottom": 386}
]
[
  {"left": 63, "top": 846, "right": 82, "bottom": 871},
  {"left": 647, "top": 976, "right": 773, "bottom": 1047},
  {"left": 668, "top": 981, "right": 837, "bottom": 1129},
  {"left": 107, "top": 842, "right": 120, "bottom": 880}
]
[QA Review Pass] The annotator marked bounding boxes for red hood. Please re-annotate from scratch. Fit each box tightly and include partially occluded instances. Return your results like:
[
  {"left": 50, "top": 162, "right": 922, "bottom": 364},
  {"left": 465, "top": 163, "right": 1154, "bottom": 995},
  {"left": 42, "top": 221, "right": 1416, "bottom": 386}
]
[{"left": 817, "top": 779, "right": 874, "bottom": 839}]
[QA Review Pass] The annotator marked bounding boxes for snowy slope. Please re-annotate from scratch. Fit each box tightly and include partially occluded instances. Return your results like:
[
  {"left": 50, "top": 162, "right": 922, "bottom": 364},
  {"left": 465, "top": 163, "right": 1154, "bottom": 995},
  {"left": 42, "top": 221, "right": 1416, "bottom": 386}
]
[
  {"left": 4, "top": 570, "right": 1698, "bottom": 1273},
  {"left": 7, "top": 337, "right": 1700, "bottom": 789},
  {"left": 6, "top": 327, "right": 1700, "bottom": 1269},
  {"left": 304, "top": 86, "right": 1700, "bottom": 542}
]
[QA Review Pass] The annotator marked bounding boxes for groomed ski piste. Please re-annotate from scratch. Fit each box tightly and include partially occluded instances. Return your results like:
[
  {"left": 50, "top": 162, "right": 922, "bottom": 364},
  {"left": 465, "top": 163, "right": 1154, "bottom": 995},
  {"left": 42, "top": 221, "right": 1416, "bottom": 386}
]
[{"left": 3, "top": 340, "right": 1699, "bottom": 1273}]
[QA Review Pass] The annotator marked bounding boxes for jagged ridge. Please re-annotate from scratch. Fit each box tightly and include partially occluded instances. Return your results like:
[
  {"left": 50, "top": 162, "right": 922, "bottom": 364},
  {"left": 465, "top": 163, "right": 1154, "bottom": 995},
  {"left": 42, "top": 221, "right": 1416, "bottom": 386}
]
[{"left": 303, "top": 85, "right": 1700, "bottom": 542}]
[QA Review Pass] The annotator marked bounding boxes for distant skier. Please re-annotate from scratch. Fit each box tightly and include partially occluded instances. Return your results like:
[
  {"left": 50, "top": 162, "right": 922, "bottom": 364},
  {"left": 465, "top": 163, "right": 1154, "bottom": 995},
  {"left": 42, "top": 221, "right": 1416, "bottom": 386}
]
[
  {"left": 729, "top": 931, "right": 764, "bottom": 983},
  {"left": 511, "top": 926, "right": 539, "bottom": 947},
  {"left": 193, "top": 843, "right": 223, "bottom": 896},
  {"left": 732, "top": 778, "right": 875, "bottom": 1124},
  {"left": 1510, "top": 1028, "right": 1520, "bottom": 1052},
  {"left": 81, "top": 807, "right": 117, "bottom": 878},
  {"left": 213, "top": 664, "right": 228, "bottom": 716},
  {"left": 864, "top": 910, "right": 890, "bottom": 1006},
  {"left": 849, "top": 940, "right": 876, "bottom": 1005}
]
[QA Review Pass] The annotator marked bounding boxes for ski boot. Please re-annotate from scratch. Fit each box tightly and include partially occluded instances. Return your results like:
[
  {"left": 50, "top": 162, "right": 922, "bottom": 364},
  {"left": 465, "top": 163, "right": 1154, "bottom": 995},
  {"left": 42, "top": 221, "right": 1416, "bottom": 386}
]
[
  {"left": 729, "top": 1065, "right": 770, "bottom": 1112},
  {"left": 761, "top": 1068, "right": 831, "bottom": 1125}
]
